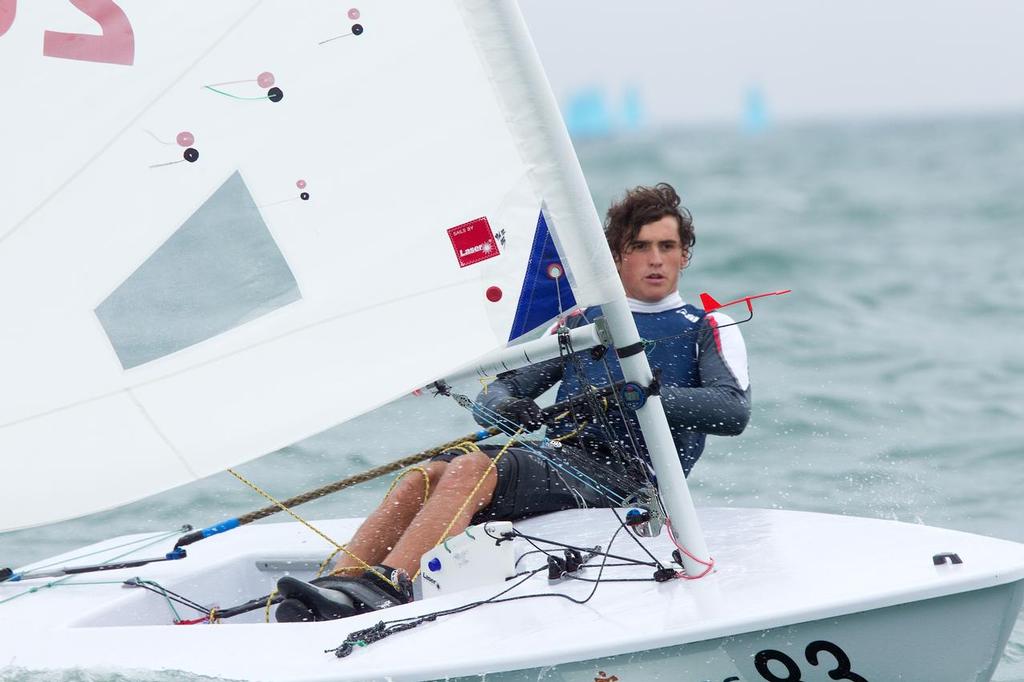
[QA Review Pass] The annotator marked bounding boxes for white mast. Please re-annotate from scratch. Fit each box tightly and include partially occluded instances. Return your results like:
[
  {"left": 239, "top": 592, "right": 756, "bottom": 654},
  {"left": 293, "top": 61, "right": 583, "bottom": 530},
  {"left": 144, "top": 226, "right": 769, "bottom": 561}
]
[{"left": 460, "top": 0, "right": 711, "bottom": 574}]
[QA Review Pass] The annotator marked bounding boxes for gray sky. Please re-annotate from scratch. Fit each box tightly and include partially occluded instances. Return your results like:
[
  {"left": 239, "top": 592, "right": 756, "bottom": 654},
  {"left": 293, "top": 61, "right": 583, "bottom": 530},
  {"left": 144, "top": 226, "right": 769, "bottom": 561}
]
[{"left": 518, "top": 1, "right": 1024, "bottom": 125}]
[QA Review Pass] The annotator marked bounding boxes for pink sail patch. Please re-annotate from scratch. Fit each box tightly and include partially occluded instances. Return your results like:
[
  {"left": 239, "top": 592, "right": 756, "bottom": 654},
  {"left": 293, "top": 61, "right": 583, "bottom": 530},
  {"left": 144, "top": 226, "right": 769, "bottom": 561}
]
[{"left": 447, "top": 217, "right": 499, "bottom": 268}]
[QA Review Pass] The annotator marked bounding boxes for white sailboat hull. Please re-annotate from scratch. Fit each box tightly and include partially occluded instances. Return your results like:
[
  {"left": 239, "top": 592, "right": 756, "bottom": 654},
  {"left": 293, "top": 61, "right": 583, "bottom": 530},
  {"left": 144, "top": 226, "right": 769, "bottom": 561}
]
[
  {"left": 3, "top": 508, "right": 1023, "bottom": 681},
  {"left": 479, "top": 583, "right": 1024, "bottom": 682}
]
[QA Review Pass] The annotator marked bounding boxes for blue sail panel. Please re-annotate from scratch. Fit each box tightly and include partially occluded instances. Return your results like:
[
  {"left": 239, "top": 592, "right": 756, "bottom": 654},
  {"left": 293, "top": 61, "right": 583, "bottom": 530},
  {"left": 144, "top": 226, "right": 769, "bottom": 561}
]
[{"left": 508, "top": 211, "right": 578, "bottom": 342}]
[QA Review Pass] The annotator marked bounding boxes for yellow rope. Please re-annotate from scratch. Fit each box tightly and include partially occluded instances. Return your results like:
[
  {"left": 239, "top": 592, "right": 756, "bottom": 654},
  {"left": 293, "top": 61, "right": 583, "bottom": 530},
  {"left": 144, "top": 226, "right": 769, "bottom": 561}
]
[
  {"left": 382, "top": 466, "right": 432, "bottom": 502},
  {"left": 551, "top": 422, "right": 586, "bottom": 442},
  {"left": 413, "top": 430, "right": 523, "bottom": 580},
  {"left": 264, "top": 588, "right": 279, "bottom": 623},
  {"left": 315, "top": 547, "right": 346, "bottom": 578},
  {"left": 551, "top": 397, "right": 607, "bottom": 442},
  {"left": 226, "top": 468, "right": 396, "bottom": 590},
  {"left": 439, "top": 441, "right": 481, "bottom": 457}
]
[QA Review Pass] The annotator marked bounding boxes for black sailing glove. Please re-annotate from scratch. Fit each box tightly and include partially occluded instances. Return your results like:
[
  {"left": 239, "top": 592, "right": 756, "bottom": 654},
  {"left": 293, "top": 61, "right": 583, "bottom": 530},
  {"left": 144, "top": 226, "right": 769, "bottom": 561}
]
[{"left": 494, "top": 397, "right": 544, "bottom": 432}]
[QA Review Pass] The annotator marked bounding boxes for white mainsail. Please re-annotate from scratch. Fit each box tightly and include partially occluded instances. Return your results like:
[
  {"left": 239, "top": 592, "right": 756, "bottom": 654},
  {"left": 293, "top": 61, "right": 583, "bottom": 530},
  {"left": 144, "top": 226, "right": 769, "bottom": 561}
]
[
  {"left": 0, "top": 0, "right": 622, "bottom": 531},
  {"left": 4, "top": 6, "right": 1024, "bottom": 681}
]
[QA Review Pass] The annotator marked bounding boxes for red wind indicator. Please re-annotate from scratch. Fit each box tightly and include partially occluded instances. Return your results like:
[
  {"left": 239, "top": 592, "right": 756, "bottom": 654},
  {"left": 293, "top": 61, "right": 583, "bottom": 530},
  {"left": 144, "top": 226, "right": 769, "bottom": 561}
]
[{"left": 700, "top": 289, "right": 792, "bottom": 313}]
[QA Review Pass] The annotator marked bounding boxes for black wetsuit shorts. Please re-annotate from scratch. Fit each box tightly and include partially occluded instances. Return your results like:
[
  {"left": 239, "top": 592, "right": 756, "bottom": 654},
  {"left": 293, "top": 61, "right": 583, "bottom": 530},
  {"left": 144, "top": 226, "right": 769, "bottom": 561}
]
[{"left": 432, "top": 442, "right": 637, "bottom": 523}]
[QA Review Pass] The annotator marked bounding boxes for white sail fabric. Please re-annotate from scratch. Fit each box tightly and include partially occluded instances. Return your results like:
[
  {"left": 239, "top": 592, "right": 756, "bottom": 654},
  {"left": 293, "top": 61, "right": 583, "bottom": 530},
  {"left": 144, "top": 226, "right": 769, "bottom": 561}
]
[{"left": 0, "top": 1, "right": 622, "bottom": 531}]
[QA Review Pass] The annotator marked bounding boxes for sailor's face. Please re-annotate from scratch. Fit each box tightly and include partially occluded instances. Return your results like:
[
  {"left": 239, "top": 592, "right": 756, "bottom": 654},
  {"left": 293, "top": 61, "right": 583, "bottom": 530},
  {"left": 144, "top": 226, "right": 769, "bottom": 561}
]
[{"left": 615, "top": 216, "right": 687, "bottom": 302}]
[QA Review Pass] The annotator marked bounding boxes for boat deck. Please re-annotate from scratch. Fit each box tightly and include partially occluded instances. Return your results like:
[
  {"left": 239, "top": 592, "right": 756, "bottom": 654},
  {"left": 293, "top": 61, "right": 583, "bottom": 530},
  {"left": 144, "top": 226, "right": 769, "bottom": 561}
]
[{"left": 3, "top": 507, "right": 1024, "bottom": 680}]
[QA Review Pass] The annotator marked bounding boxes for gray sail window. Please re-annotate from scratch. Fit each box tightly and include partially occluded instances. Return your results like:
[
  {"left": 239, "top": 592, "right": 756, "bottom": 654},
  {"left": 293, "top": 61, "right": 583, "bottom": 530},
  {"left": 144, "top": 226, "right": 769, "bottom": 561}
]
[{"left": 96, "top": 171, "right": 301, "bottom": 369}]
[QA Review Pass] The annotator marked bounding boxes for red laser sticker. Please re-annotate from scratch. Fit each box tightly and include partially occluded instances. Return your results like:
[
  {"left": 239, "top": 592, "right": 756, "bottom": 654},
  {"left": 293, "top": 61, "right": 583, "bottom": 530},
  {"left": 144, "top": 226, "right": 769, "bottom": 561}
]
[{"left": 448, "top": 217, "right": 499, "bottom": 268}]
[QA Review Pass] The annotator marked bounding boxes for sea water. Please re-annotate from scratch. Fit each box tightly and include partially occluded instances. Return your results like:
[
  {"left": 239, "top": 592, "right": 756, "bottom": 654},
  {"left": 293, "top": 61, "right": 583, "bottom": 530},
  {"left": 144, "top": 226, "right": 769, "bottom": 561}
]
[{"left": 2, "top": 113, "right": 1023, "bottom": 680}]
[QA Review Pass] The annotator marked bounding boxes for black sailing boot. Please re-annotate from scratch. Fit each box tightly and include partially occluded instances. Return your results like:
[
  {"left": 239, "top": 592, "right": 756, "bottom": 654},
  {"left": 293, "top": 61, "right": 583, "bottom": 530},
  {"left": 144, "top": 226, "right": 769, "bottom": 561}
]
[{"left": 274, "top": 565, "right": 413, "bottom": 623}]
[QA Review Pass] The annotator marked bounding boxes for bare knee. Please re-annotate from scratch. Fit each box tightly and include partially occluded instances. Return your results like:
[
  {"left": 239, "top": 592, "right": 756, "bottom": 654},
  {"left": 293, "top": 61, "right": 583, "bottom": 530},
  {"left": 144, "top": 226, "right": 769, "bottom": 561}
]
[
  {"left": 435, "top": 452, "right": 497, "bottom": 497},
  {"left": 424, "top": 461, "right": 448, "bottom": 489},
  {"left": 382, "top": 463, "right": 437, "bottom": 508}
]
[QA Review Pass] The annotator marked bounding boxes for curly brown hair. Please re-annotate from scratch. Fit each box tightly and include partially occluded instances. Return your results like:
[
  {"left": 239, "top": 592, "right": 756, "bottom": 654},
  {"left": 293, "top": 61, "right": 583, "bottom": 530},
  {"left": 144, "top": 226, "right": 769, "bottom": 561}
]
[{"left": 604, "top": 183, "right": 695, "bottom": 260}]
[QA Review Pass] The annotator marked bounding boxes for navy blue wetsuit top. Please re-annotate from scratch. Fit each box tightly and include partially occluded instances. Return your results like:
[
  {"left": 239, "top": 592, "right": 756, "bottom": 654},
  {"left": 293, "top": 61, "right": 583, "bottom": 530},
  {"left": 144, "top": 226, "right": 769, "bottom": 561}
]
[{"left": 474, "top": 300, "right": 751, "bottom": 477}]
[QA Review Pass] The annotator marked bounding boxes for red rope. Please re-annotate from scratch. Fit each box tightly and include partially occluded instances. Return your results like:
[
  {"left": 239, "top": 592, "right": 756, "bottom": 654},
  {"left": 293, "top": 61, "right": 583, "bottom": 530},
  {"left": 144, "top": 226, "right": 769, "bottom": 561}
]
[{"left": 665, "top": 518, "right": 715, "bottom": 580}]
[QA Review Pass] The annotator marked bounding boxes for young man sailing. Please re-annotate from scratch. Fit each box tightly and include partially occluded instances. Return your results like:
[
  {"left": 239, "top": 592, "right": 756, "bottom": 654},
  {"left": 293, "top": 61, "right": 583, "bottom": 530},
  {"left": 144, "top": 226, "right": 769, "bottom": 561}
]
[{"left": 275, "top": 183, "right": 751, "bottom": 622}]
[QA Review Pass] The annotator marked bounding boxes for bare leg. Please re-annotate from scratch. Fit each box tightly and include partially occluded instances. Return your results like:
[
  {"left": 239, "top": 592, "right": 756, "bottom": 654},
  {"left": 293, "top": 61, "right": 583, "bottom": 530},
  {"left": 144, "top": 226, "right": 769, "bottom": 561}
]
[
  {"left": 331, "top": 460, "right": 448, "bottom": 574},
  {"left": 382, "top": 451, "right": 498, "bottom": 576}
]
